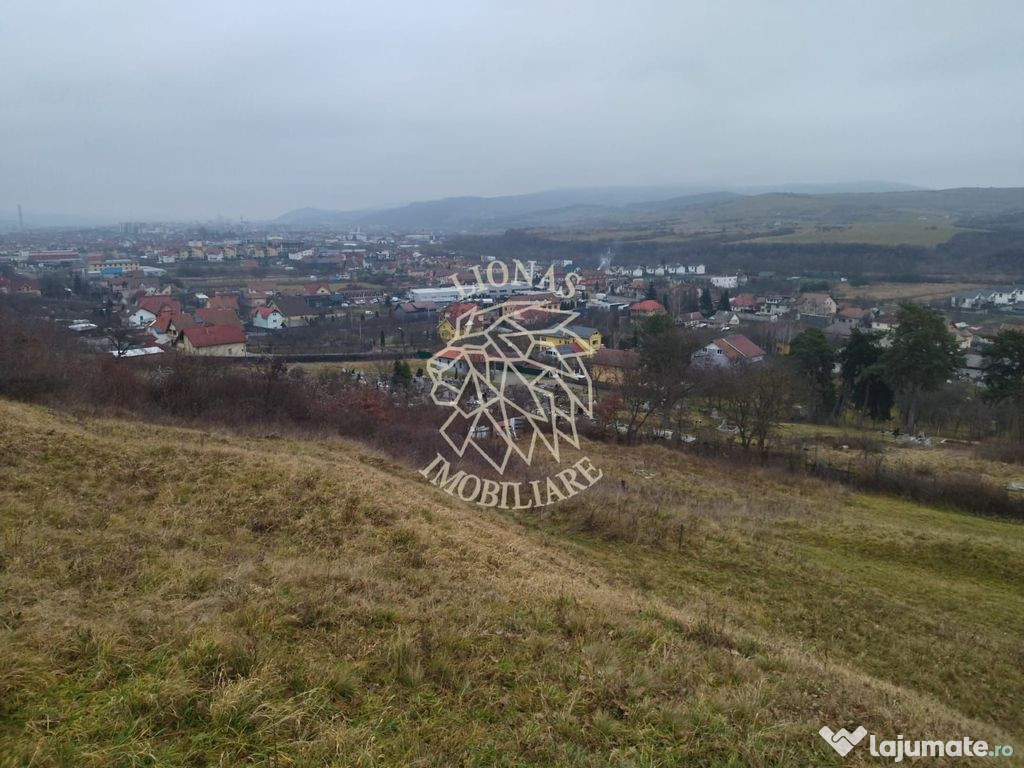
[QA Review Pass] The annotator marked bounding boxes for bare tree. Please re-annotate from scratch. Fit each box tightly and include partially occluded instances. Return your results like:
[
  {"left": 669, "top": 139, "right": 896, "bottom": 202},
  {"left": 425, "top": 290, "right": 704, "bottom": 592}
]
[
  {"left": 617, "top": 315, "right": 699, "bottom": 442},
  {"left": 719, "top": 361, "right": 794, "bottom": 456}
]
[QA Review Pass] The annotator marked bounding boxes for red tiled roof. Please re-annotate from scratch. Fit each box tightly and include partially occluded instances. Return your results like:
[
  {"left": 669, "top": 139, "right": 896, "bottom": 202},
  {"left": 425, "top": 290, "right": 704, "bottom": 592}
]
[
  {"left": 629, "top": 300, "right": 667, "bottom": 313},
  {"left": 509, "top": 307, "right": 556, "bottom": 325},
  {"left": 715, "top": 334, "right": 765, "bottom": 360},
  {"left": 206, "top": 294, "right": 239, "bottom": 311},
  {"left": 183, "top": 325, "right": 245, "bottom": 348},
  {"left": 442, "top": 302, "right": 479, "bottom": 320},
  {"left": 151, "top": 315, "right": 175, "bottom": 333},
  {"left": 730, "top": 293, "right": 757, "bottom": 308},
  {"left": 137, "top": 296, "right": 181, "bottom": 316},
  {"left": 253, "top": 306, "right": 282, "bottom": 319}
]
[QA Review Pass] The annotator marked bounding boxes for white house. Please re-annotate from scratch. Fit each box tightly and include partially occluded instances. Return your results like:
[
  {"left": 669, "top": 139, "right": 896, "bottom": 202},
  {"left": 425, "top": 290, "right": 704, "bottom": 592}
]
[
  {"left": 696, "top": 334, "right": 767, "bottom": 366},
  {"left": 128, "top": 307, "right": 157, "bottom": 327},
  {"left": 709, "top": 311, "right": 741, "bottom": 328},
  {"left": 988, "top": 286, "right": 1024, "bottom": 305},
  {"left": 252, "top": 306, "right": 285, "bottom": 330},
  {"left": 710, "top": 275, "right": 739, "bottom": 289}
]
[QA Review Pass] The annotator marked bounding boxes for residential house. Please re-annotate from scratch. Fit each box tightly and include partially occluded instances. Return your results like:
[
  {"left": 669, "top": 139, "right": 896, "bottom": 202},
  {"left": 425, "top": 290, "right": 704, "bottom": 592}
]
[
  {"left": 697, "top": 334, "right": 767, "bottom": 366},
  {"left": 762, "top": 296, "right": 794, "bottom": 317},
  {"left": 438, "top": 302, "right": 480, "bottom": 341},
  {"left": 709, "top": 275, "right": 739, "bottom": 289},
  {"left": 270, "top": 295, "right": 317, "bottom": 327},
  {"left": 149, "top": 313, "right": 195, "bottom": 344},
  {"left": 205, "top": 294, "right": 240, "bottom": 312},
  {"left": 729, "top": 293, "right": 758, "bottom": 313},
  {"left": 871, "top": 313, "right": 897, "bottom": 333},
  {"left": 835, "top": 306, "right": 869, "bottom": 328},
  {"left": 195, "top": 308, "right": 243, "bottom": 328},
  {"left": 536, "top": 325, "right": 602, "bottom": 354},
  {"left": 396, "top": 301, "right": 438, "bottom": 317},
  {"left": 989, "top": 286, "right": 1024, "bottom": 306},
  {"left": 590, "top": 347, "right": 639, "bottom": 385},
  {"left": 708, "top": 311, "right": 740, "bottom": 328},
  {"left": 798, "top": 293, "right": 837, "bottom": 316},
  {"left": 180, "top": 325, "right": 246, "bottom": 357},
  {"left": 677, "top": 311, "right": 705, "bottom": 328},
  {"left": 303, "top": 283, "right": 333, "bottom": 307},
  {"left": 243, "top": 283, "right": 277, "bottom": 308},
  {"left": 628, "top": 299, "right": 667, "bottom": 319},
  {"left": 10, "top": 278, "right": 42, "bottom": 296},
  {"left": 167, "top": 314, "right": 196, "bottom": 341},
  {"left": 128, "top": 297, "right": 181, "bottom": 327},
  {"left": 431, "top": 347, "right": 472, "bottom": 377},
  {"left": 251, "top": 306, "right": 285, "bottom": 330},
  {"left": 951, "top": 290, "right": 987, "bottom": 310}
]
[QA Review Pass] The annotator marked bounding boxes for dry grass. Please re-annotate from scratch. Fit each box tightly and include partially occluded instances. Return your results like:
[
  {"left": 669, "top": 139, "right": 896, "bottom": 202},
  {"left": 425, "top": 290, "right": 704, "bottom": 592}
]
[
  {"left": 0, "top": 399, "right": 1021, "bottom": 766},
  {"left": 831, "top": 281, "right": 988, "bottom": 304}
]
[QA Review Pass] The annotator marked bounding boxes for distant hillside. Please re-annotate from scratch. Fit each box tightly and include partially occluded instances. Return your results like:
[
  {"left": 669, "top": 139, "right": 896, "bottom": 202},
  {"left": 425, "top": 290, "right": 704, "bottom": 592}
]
[
  {"left": 274, "top": 185, "right": 1024, "bottom": 235},
  {"left": 1, "top": 399, "right": 1021, "bottom": 764},
  {"left": 273, "top": 206, "right": 378, "bottom": 228},
  {"left": 275, "top": 185, "right": 724, "bottom": 230}
]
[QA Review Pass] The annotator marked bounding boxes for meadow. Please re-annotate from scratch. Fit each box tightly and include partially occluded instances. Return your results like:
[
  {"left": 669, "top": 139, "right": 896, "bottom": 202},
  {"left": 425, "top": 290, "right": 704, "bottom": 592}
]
[{"left": 1, "top": 399, "right": 1021, "bottom": 766}]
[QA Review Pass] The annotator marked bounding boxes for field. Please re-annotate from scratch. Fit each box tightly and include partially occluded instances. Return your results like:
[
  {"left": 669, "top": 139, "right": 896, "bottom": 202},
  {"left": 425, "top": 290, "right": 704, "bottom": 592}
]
[
  {"left": 1, "top": 399, "right": 1022, "bottom": 766},
  {"left": 832, "top": 281, "right": 988, "bottom": 304},
  {"left": 746, "top": 219, "right": 966, "bottom": 247}
]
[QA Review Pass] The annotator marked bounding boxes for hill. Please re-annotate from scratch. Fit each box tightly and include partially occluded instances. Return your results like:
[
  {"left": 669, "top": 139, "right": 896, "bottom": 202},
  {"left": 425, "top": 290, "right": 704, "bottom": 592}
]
[
  {"left": 1, "top": 399, "right": 1021, "bottom": 765},
  {"left": 273, "top": 186, "right": 1024, "bottom": 239}
]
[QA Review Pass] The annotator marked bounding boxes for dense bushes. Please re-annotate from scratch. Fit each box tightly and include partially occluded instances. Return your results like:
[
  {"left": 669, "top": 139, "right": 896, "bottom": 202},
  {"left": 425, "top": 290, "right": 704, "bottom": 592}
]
[{"left": 0, "top": 307, "right": 455, "bottom": 468}]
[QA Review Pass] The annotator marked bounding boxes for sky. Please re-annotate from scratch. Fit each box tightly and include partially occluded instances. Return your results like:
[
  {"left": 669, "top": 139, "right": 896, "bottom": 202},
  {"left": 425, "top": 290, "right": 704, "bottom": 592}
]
[{"left": 1, "top": 0, "right": 1022, "bottom": 222}]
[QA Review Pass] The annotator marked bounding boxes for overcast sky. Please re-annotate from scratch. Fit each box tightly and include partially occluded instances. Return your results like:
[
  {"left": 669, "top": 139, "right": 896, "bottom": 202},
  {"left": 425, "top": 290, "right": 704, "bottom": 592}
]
[{"left": 1, "top": 0, "right": 1022, "bottom": 221}]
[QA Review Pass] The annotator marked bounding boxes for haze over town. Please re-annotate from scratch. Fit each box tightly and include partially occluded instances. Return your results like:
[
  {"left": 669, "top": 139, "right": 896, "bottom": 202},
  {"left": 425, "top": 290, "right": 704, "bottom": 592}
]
[{"left": 2, "top": 0, "right": 1023, "bottom": 223}]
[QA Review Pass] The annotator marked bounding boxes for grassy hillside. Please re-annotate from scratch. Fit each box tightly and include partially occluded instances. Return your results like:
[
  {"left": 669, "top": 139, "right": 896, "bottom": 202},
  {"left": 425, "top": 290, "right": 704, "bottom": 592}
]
[
  {"left": 745, "top": 219, "right": 967, "bottom": 246},
  {"left": 1, "top": 399, "right": 1021, "bottom": 766}
]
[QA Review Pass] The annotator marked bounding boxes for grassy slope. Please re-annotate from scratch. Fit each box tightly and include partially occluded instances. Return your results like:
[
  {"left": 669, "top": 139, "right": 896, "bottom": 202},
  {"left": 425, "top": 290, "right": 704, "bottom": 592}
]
[
  {"left": 745, "top": 220, "right": 965, "bottom": 246},
  {"left": 0, "top": 399, "right": 1021, "bottom": 767}
]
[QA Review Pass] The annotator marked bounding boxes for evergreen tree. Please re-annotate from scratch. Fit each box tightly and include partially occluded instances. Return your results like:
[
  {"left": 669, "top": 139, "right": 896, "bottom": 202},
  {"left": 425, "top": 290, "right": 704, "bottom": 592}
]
[
  {"left": 838, "top": 329, "right": 893, "bottom": 421},
  {"left": 982, "top": 329, "right": 1024, "bottom": 437},
  {"left": 881, "top": 304, "right": 962, "bottom": 432},
  {"left": 699, "top": 287, "right": 714, "bottom": 316},
  {"left": 717, "top": 290, "right": 731, "bottom": 312},
  {"left": 788, "top": 327, "right": 835, "bottom": 419}
]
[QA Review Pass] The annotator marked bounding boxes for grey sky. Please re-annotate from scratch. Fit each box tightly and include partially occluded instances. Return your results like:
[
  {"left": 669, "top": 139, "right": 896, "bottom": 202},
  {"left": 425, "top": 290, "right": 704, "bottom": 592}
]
[{"left": 1, "top": 0, "right": 1022, "bottom": 221}]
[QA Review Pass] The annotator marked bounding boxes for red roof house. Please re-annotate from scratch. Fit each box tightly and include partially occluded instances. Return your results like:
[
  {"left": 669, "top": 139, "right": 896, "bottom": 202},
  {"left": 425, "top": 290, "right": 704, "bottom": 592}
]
[{"left": 629, "top": 299, "right": 667, "bottom": 319}]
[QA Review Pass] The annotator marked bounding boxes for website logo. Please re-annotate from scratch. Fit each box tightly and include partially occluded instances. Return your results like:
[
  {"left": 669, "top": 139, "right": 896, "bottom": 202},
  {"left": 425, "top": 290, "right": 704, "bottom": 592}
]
[
  {"left": 419, "top": 260, "right": 602, "bottom": 508},
  {"left": 820, "top": 725, "right": 867, "bottom": 757},
  {"left": 819, "top": 724, "right": 1014, "bottom": 762}
]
